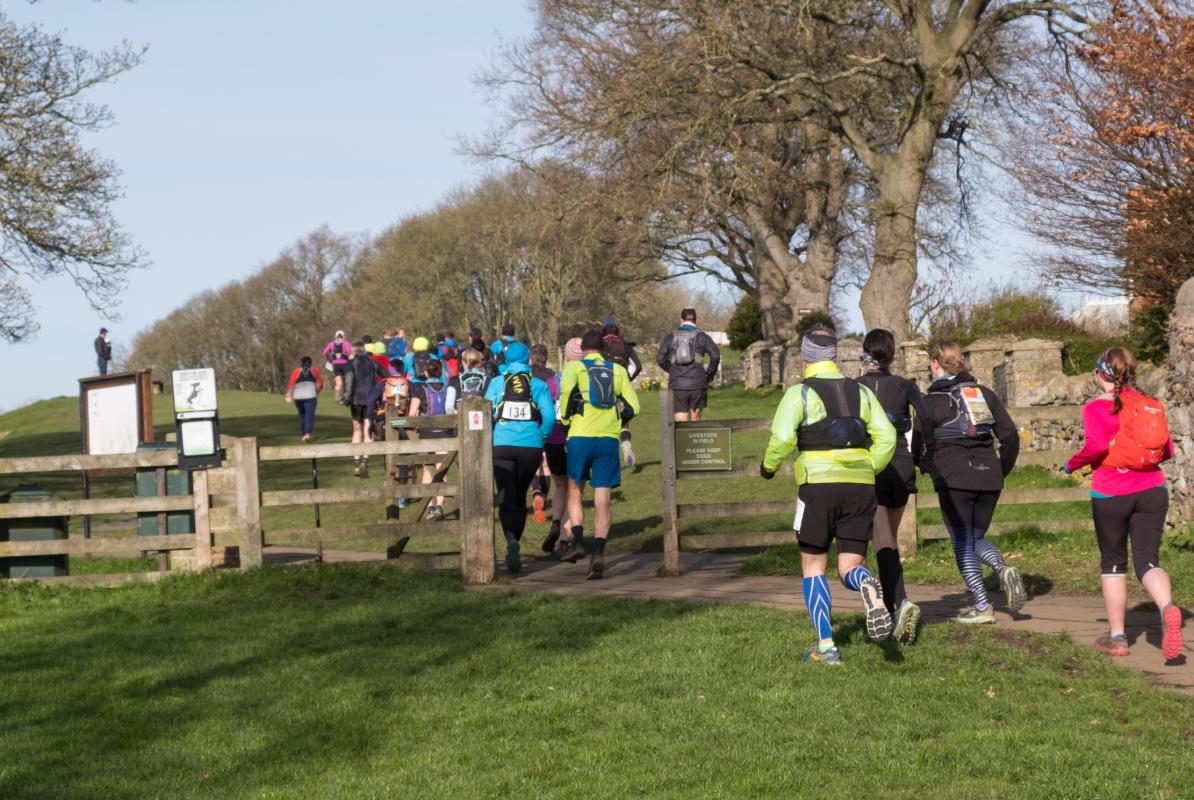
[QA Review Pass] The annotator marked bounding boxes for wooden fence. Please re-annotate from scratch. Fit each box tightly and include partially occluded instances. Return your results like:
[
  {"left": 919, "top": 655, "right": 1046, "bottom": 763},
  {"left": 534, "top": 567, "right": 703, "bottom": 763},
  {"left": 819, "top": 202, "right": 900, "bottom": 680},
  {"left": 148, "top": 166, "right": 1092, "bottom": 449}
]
[
  {"left": 0, "top": 397, "right": 496, "bottom": 587},
  {"left": 659, "top": 390, "right": 1089, "bottom": 573}
]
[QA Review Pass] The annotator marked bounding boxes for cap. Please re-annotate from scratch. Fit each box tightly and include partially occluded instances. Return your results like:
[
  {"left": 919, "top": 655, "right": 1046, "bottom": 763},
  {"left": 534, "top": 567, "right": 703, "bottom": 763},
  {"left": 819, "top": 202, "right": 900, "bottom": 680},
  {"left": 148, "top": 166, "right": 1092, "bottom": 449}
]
[
  {"left": 335, "top": 329, "right": 346, "bottom": 338},
  {"left": 412, "top": 336, "right": 430, "bottom": 352}
]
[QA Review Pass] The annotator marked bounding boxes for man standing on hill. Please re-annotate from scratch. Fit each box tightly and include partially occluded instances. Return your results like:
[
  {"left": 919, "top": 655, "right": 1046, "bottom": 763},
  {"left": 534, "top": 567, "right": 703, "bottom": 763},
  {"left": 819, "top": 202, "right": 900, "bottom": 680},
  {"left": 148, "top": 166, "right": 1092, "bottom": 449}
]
[
  {"left": 557, "top": 330, "right": 640, "bottom": 579},
  {"left": 657, "top": 307, "right": 720, "bottom": 422},
  {"left": 760, "top": 328, "right": 898, "bottom": 666},
  {"left": 94, "top": 327, "right": 112, "bottom": 376}
]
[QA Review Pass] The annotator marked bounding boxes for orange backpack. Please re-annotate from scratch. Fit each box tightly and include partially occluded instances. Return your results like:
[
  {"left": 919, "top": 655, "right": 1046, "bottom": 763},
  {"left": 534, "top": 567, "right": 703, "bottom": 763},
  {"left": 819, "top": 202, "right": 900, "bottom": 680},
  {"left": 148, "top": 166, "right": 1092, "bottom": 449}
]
[{"left": 1104, "top": 392, "right": 1170, "bottom": 470}]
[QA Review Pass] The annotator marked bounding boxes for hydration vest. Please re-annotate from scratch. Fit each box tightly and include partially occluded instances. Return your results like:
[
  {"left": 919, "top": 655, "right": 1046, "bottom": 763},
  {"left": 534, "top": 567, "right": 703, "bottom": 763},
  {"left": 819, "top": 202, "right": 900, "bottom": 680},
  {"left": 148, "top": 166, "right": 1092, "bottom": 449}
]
[{"left": 796, "top": 377, "right": 872, "bottom": 451}]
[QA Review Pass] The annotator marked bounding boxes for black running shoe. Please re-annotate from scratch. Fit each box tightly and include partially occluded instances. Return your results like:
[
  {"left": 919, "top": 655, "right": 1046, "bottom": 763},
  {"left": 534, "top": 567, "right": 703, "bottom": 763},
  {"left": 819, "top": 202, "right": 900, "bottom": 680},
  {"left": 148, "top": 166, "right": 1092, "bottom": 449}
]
[
  {"left": 541, "top": 525, "right": 561, "bottom": 554},
  {"left": 587, "top": 554, "right": 605, "bottom": 580},
  {"left": 559, "top": 541, "right": 586, "bottom": 563}
]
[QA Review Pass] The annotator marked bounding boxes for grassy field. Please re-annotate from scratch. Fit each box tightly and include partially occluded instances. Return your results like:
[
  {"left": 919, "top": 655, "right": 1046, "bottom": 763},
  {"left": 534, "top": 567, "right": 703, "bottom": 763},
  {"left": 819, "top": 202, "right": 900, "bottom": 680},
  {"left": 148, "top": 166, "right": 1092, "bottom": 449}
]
[
  {"left": 0, "top": 565, "right": 1191, "bottom": 800},
  {"left": 1, "top": 384, "right": 1188, "bottom": 604}
]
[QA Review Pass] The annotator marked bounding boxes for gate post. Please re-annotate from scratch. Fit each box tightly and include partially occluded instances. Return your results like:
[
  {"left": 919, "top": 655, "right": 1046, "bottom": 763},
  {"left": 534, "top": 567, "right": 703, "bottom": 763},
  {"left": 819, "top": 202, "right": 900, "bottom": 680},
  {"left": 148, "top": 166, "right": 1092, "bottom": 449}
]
[
  {"left": 458, "top": 396, "right": 495, "bottom": 585},
  {"left": 660, "top": 390, "right": 680, "bottom": 576},
  {"left": 233, "top": 437, "right": 263, "bottom": 570}
]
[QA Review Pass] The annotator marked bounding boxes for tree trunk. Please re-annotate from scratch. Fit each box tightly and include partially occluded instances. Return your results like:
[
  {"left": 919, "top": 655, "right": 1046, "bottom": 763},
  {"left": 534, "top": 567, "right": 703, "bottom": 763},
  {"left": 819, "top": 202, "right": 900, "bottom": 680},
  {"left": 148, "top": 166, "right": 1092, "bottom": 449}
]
[{"left": 754, "top": 246, "right": 796, "bottom": 342}]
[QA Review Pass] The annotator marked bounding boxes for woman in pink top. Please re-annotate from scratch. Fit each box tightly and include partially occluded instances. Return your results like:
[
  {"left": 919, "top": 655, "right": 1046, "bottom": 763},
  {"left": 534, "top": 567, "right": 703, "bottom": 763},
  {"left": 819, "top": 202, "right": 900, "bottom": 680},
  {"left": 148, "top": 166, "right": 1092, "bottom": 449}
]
[{"left": 1065, "top": 347, "right": 1184, "bottom": 661}]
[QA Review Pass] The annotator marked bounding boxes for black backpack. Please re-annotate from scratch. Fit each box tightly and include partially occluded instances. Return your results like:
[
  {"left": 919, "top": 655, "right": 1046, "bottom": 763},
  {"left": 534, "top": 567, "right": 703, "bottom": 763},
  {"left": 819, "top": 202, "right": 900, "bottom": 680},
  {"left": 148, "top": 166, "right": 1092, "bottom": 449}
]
[
  {"left": 411, "top": 351, "right": 432, "bottom": 380},
  {"left": 496, "top": 339, "right": 512, "bottom": 365},
  {"left": 671, "top": 329, "right": 698, "bottom": 366},
  {"left": 496, "top": 373, "right": 540, "bottom": 422},
  {"left": 603, "top": 334, "right": 630, "bottom": 369},
  {"left": 933, "top": 382, "right": 995, "bottom": 442},
  {"left": 797, "top": 377, "right": 872, "bottom": 451}
]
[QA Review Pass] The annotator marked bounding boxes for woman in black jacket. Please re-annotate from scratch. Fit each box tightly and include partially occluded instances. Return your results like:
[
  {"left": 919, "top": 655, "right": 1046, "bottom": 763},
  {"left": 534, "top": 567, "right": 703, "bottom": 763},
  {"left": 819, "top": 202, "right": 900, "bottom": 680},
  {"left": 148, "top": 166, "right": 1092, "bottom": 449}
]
[
  {"left": 858, "top": 329, "right": 927, "bottom": 644},
  {"left": 919, "top": 341, "right": 1027, "bottom": 624}
]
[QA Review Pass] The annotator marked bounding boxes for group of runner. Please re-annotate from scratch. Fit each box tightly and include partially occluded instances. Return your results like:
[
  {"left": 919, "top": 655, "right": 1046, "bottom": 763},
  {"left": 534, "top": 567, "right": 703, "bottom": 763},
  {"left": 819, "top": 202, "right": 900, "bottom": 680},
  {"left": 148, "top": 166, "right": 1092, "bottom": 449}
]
[{"left": 762, "top": 325, "right": 1183, "bottom": 665}]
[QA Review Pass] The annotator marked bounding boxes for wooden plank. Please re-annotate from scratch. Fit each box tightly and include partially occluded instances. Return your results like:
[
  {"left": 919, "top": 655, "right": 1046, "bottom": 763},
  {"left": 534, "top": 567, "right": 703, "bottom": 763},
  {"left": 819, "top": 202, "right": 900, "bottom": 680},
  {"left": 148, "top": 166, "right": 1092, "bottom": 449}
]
[
  {"left": 192, "top": 470, "right": 212, "bottom": 570},
  {"left": 258, "top": 438, "right": 459, "bottom": 462},
  {"left": 458, "top": 396, "right": 495, "bottom": 585},
  {"left": 234, "top": 437, "right": 264, "bottom": 569},
  {"left": 916, "top": 487, "right": 1089, "bottom": 509},
  {"left": 659, "top": 391, "right": 680, "bottom": 576},
  {"left": 3, "top": 571, "right": 173, "bottom": 588},
  {"left": 261, "top": 482, "right": 458, "bottom": 508},
  {"left": 0, "top": 449, "right": 179, "bottom": 475},
  {"left": 681, "top": 531, "right": 794, "bottom": 550},
  {"left": 679, "top": 461, "right": 793, "bottom": 480},
  {"left": 209, "top": 506, "right": 237, "bottom": 533},
  {"left": 265, "top": 521, "right": 462, "bottom": 546},
  {"left": 392, "top": 552, "right": 460, "bottom": 571},
  {"left": 0, "top": 495, "right": 193, "bottom": 520},
  {"left": 918, "top": 518, "right": 1095, "bottom": 541},
  {"left": 675, "top": 417, "right": 771, "bottom": 433},
  {"left": 0, "top": 535, "right": 196, "bottom": 557},
  {"left": 677, "top": 500, "right": 792, "bottom": 519},
  {"left": 384, "top": 414, "right": 458, "bottom": 430}
]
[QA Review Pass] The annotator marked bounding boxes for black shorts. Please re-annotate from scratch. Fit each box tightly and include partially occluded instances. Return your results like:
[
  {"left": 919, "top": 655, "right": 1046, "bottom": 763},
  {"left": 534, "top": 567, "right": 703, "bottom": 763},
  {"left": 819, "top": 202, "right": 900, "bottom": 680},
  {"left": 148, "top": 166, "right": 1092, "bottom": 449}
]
[
  {"left": 1092, "top": 486, "right": 1168, "bottom": 581},
  {"left": 544, "top": 442, "right": 568, "bottom": 477},
  {"left": 333, "top": 362, "right": 351, "bottom": 377},
  {"left": 796, "top": 483, "right": 876, "bottom": 555},
  {"left": 673, "top": 388, "right": 708, "bottom": 413},
  {"left": 875, "top": 449, "right": 917, "bottom": 508},
  {"left": 350, "top": 404, "right": 370, "bottom": 423}
]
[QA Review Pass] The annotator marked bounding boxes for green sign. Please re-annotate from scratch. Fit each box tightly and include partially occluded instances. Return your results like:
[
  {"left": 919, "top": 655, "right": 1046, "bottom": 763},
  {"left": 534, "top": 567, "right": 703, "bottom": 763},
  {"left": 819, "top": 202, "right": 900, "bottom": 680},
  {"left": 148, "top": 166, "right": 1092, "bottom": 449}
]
[{"left": 676, "top": 427, "right": 732, "bottom": 471}]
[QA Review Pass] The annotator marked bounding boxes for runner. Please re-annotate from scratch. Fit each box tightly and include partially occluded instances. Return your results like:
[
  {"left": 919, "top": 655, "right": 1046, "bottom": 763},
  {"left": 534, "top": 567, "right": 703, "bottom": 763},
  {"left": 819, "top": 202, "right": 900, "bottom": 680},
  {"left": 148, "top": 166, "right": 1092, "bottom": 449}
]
[
  {"left": 381, "top": 357, "right": 414, "bottom": 508},
  {"left": 919, "top": 341, "right": 1027, "bottom": 624},
  {"left": 322, "top": 330, "right": 353, "bottom": 402},
  {"left": 284, "top": 355, "right": 324, "bottom": 442},
  {"left": 557, "top": 330, "right": 640, "bottom": 579},
  {"left": 528, "top": 344, "right": 556, "bottom": 525},
  {"left": 857, "top": 328, "right": 925, "bottom": 644},
  {"left": 490, "top": 324, "right": 518, "bottom": 366},
  {"left": 484, "top": 342, "right": 556, "bottom": 573},
  {"left": 602, "top": 320, "right": 644, "bottom": 466},
  {"left": 759, "top": 328, "right": 897, "bottom": 665},
  {"left": 345, "top": 341, "right": 384, "bottom": 478},
  {"left": 403, "top": 336, "right": 438, "bottom": 383},
  {"left": 656, "top": 307, "right": 720, "bottom": 422},
  {"left": 409, "top": 359, "right": 457, "bottom": 520},
  {"left": 540, "top": 336, "right": 585, "bottom": 556},
  {"left": 387, "top": 327, "right": 408, "bottom": 361},
  {"left": 1065, "top": 347, "right": 1185, "bottom": 660},
  {"left": 455, "top": 348, "right": 491, "bottom": 400}
]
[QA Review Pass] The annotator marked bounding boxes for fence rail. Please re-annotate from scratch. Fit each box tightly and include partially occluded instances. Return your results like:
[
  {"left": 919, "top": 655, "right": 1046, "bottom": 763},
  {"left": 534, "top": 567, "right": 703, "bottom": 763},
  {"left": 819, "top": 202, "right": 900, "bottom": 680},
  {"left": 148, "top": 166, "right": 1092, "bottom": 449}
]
[{"left": 660, "top": 389, "right": 1095, "bottom": 568}]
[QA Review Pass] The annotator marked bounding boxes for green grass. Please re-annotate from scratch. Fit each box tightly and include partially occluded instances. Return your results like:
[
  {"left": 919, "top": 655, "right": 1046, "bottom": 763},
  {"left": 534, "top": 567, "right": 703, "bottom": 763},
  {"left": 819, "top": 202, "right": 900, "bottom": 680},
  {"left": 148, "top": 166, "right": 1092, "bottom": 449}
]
[{"left": 0, "top": 565, "right": 1190, "bottom": 799}]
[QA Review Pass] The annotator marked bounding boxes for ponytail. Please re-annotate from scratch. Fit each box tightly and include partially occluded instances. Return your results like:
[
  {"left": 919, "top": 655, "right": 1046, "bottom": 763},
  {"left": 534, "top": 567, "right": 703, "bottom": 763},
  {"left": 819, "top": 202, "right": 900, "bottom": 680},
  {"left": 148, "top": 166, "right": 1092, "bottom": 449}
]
[{"left": 1097, "top": 347, "right": 1139, "bottom": 415}]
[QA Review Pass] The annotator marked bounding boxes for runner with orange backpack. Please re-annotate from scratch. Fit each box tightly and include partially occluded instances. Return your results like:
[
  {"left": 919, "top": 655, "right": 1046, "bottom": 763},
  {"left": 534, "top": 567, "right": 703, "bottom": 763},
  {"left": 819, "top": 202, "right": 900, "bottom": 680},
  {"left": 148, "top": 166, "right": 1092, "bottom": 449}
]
[{"left": 1065, "top": 347, "right": 1184, "bottom": 661}]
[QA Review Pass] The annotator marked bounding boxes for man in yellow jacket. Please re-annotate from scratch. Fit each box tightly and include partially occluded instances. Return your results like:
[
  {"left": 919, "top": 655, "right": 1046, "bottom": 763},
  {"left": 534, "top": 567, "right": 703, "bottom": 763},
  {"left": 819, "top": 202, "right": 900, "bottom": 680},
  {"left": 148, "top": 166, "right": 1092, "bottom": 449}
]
[
  {"left": 557, "top": 330, "right": 641, "bottom": 579},
  {"left": 761, "top": 327, "right": 897, "bottom": 665}
]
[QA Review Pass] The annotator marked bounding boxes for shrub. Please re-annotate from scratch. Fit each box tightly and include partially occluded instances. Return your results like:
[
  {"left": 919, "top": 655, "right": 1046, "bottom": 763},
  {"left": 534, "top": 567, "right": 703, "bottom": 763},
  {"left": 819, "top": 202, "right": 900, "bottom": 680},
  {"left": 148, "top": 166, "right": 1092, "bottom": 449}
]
[
  {"left": 929, "top": 285, "right": 1083, "bottom": 346},
  {"left": 1129, "top": 303, "right": 1169, "bottom": 364},
  {"left": 726, "top": 294, "right": 763, "bottom": 349}
]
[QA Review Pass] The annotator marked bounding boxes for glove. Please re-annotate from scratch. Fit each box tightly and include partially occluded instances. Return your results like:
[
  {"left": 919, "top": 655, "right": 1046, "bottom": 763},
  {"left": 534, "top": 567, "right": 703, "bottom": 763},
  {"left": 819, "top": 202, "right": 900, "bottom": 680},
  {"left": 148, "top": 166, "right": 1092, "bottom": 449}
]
[{"left": 759, "top": 463, "right": 776, "bottom": 480}]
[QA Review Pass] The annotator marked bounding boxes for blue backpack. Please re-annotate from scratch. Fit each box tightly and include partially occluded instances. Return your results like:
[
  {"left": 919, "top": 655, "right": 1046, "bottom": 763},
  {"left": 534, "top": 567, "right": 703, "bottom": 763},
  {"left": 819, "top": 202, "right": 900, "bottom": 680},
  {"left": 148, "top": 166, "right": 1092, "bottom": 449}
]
[
  {"left": 583, "top": 359, "right": 616, "bottom": 410},
  {"left": 422, "top": 381, "right": 451, "bottom": 416}
]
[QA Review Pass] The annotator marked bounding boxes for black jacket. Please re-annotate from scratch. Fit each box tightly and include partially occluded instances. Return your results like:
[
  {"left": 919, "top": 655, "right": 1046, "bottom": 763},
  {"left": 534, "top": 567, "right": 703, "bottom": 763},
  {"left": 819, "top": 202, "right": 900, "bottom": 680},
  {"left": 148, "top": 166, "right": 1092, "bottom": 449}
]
[
  {"left": 94, "top": 336, "right": 111, "bottom": 361},
  {"left": 857, "top": 369, "right": 929, "bottom": 455},
  {"left": 349, "top": 355, "right": 383, "bottom": 406},
  {"left": 657, "top": 326, "right": 721, "bottom": 391},
  {"left": 917, "top": 372, "right": 1018, "bottom": 492}
]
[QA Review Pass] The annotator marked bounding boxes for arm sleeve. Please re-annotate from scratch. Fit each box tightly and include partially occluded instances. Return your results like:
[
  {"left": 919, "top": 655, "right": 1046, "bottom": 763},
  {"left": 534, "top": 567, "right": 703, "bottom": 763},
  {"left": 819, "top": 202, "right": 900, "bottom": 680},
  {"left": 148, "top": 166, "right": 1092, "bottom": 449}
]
[
  {"left": 656, "top": 335, "right": 671, "bottom": 372},
  {"left": 367, "top": 380, "right": 386, "bottom": 410},
  {"left": 762, "top": 387, "right": 803, "bottom": 472},
  {"left": 484, "top": 376, "right": 504, "bottom": 410},
  {"left": 558, "top": 364, "right": 579, "bottom": 426},
  {"left": 703, "top": 334, "right": 721, "bottom": 380},
  {"left": 534, "top": 379, "right": 556, "bottom": 439},
  {"left": 986, "top": 387, "right": 1020, "bottom": 477},
  {"left": 627, "top": 346, "right": 643, "bottom": 381},
  {"left": 322, "top": 343, "right": 333, "bottom": 360},
  {"left": 617, "top": 366, "right": 640, "bottom": 415},
  {"left": 286, "top": 369, "right": 299, "bottom": 393},
  {"left": 863, "top": 385, "right": 897, "bottom": 473},
  {"left": 907, "top": 380, "right": 929, "bottom": 464},
  {"left": 1066, "top": 401, "right": 1113, "bottom": 472},
  {"left": 315, "top": 370, "right": 324, "bottom": 390}
]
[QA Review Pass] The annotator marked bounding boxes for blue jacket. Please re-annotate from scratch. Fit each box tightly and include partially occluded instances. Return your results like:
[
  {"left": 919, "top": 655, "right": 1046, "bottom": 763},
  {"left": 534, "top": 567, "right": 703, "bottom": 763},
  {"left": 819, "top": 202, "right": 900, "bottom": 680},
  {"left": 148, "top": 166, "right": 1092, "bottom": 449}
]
[
  {"left": 485, "top": 363, "right": 556, "bottom": 448},
  {"left": 387, "top": 337, "right": 407, "bottom": 360},
  {"left": 490, "top": 336, "right": 516, "bottom": 360}
]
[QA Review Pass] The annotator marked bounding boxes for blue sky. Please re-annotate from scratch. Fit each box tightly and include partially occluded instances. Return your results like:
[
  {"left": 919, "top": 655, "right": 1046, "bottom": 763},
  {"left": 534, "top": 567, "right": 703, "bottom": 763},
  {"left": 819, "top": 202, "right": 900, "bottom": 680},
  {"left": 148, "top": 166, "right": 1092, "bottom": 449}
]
[{"left": 0, "top": 1, "right": 1096, "bottom": 412}]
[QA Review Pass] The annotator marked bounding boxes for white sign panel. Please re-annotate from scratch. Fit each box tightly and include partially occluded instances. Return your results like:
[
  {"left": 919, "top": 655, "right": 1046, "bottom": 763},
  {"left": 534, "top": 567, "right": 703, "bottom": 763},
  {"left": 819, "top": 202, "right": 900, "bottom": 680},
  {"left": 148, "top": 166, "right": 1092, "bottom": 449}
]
[
  {"left": 180, "top": 419, "right": 217, "bottom": 456},
  {"left": 173, "top": 368, "right": 217, "bottom": 417},
  {"left": 86, "top": 382, "right": 140, "bottom": 455}
]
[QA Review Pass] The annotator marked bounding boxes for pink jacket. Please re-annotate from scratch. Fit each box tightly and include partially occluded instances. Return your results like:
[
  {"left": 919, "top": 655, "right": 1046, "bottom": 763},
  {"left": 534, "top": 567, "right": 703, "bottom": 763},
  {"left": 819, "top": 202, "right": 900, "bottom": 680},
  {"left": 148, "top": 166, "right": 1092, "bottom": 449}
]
[{"left": 1066, "top": 389, "right": 1172, "bottom": 496}]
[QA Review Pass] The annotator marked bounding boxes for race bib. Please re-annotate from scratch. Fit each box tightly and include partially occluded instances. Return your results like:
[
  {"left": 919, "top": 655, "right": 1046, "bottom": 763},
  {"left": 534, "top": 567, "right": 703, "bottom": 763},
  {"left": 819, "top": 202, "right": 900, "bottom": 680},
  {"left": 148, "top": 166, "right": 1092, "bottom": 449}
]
[
  {"left": 501, "top": 401, "right": 533, "bottom": 421},
  {"left": 793, "top": 498, "right": 806, "bottom": 533}
]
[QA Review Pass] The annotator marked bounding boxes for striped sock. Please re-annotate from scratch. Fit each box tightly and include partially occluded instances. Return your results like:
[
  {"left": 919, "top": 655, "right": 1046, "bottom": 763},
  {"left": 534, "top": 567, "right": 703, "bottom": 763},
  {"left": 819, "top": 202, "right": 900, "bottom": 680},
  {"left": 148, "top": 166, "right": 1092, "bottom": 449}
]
[
  {"left": 841, "top": 566, "right": 873, "bottom": 593},
  {"left": 802, "top": 575, "right": 834, "bottom": 643}
]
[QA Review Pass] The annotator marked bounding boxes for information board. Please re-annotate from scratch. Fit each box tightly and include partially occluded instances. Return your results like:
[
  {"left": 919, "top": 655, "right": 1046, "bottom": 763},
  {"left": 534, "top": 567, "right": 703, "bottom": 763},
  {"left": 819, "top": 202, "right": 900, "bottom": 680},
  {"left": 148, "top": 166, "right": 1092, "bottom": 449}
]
[{"left": 676, "top": 427, "right": 732, "bottom": 471}]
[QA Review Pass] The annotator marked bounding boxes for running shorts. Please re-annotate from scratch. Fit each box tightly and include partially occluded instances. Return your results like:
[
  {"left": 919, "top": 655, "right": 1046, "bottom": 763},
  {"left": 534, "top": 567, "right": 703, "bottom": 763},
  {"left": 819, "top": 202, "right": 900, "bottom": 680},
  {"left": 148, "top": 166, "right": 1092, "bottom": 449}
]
[
  {"left": 350, "top": 404, "right": 371, "bottom": 423},
  {"left": 795, "top": 483, "right": 876, "bottom": 555},
  {"left": 1092, "top": 486, "right": 1168, "bottom": 580},
  {"left": 544, "top": 442, "right": 568, "bottom": 477},
  {"left": 566, "top": 436, "right": 621, "bottom": 489},
  {"left": 874, "top": 449, "right": 916, "bottom": 508},
  {"left": 672, "top": 388, "right": 708, "bottom": 413}
]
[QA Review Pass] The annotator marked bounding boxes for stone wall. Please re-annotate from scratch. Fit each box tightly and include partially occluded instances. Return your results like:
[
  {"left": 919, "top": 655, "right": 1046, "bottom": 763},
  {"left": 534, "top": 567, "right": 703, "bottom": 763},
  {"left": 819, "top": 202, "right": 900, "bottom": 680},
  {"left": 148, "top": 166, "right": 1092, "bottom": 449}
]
[{"left": 1164, "top": 279, "right": 1194, "bottom": 521}]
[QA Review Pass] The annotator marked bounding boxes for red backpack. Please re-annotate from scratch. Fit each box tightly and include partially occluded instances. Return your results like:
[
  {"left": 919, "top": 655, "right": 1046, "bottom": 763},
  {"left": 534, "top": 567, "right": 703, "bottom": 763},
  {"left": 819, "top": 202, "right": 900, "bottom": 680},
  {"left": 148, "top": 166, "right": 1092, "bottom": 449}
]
[{"left": 1104, "top": 392, "right": 1170, "bottom": 470}]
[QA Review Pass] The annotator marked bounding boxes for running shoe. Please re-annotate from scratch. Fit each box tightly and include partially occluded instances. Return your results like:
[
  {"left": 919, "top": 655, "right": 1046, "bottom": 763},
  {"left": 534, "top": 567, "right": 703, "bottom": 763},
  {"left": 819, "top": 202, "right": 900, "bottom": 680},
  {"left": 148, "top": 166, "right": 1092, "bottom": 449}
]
[
  {"left": 358, "top": 459, "right": 368, "bottom": 480},
  {"left": 559, "top": 541, "right": 586, "bottom": 563},
  {"left": 541, "top": 523, "right": 561, "bottom": 554},
  {"left": 1094, "top": 633, "right": 1129, "bottom": 657},
  {"left": 1001, "top": 566, "right": 1028, "bottom": 612},
  {"left": 622, "top": 440, "right": 636, "bottom": 467},
  {"left": 506, "top": 539, "right": 522, "bottom": 574},
  {"left": 549, "top": 539, "right": 570, "bottom": 561},
  {"left": 804, "top": 643, "right": 842, "bottom": 666},
  {"left": 859, "top": 576, "right": 893, "bottom": 641},
  {"left": 426, "top": 504, "right": 443, "bottom": 521},
  {"left": 587, "top": 553, "right": 605, "bottom": 580},
  {"left": 1161, "top": 604, "right": 1185, "bottom": 661},
  {"left": 895, "top": 600, "right": 921, "bottom": 645},
  {"left": 352, "top": 459, "right": 362, "bottom": 478},
  {"left": 953, "top": 606, "right": 995, "bottom": 625},
  {"left": 397, "top": 497, "right": 409, "bottom": 509},
  {"left": 532, "top": 493, "right": 547, "bottom": 524}
]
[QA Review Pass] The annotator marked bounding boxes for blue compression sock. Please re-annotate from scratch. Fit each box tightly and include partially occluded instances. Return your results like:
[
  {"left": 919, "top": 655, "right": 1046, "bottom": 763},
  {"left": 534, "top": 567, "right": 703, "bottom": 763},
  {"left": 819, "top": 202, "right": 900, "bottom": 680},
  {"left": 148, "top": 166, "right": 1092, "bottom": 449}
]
[
  {"left": 802, "top": 575, "right": 834, "bottom": 642},
  {"left": 841, "top": 566, "right": 874, "bottom": 593}
]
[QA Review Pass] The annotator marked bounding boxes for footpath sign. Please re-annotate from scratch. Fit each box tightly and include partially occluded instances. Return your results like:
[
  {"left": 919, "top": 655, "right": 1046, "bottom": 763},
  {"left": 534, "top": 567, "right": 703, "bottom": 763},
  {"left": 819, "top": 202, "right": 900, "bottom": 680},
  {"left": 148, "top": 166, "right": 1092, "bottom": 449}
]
[{"left": 675, "top": 427, "right": 732, "bottom": 471}]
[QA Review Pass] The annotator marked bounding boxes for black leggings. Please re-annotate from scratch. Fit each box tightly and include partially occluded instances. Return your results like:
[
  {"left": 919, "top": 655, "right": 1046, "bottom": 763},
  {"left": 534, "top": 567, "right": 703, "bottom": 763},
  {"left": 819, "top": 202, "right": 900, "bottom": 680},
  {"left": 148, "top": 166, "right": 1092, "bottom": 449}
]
[
  {"left": 493, "top": 445, "right": 543, "bottom": 542},
  {"left": 1092, "top": 487, "right": 1167, "bottom": 580}
]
